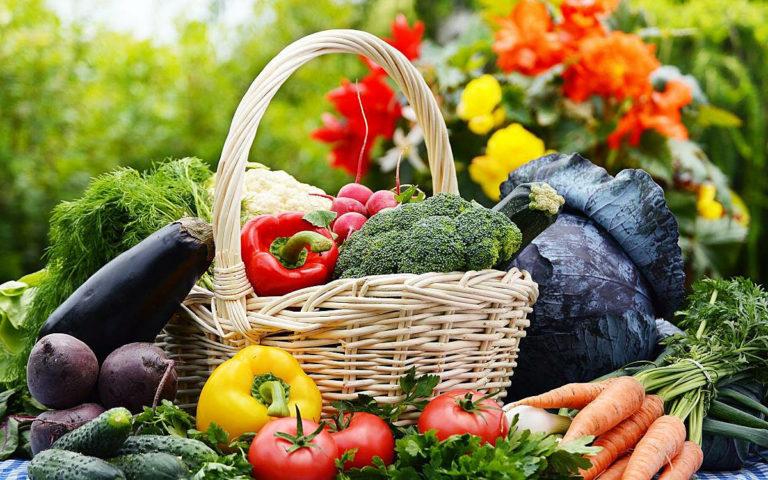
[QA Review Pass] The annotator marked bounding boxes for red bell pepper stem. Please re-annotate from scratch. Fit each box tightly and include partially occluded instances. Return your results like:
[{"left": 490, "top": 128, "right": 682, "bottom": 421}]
[{"left": 274, "top": 231, "right": 333, "bottom": 267}]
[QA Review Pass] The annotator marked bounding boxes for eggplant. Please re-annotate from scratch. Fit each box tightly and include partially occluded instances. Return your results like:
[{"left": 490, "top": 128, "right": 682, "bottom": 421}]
[{"left": 39, "top": 218, "right": 214, "bottom": 360}]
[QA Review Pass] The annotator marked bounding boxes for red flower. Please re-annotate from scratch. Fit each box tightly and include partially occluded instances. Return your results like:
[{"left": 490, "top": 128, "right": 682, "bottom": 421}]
[
  {"left": 364, "top": 14, "right": 425, "bottom": 72},
  {"left": 493, "top": 0, "right": 564, "bottom": 75},
  {"left": 563, "top": 31, "right": 660, "bottom": 102},
  {"left": 559, "top": 0, "right": 615, "bottom": 44},
  {"left": 387, "top": 14, "right": 425, "bottom": 61},
  {"left": 608, "top": 80, "right": 693, "bottom": 149},
  {"left": 311, "top": 73, "right": 402, "bottom": 175}
]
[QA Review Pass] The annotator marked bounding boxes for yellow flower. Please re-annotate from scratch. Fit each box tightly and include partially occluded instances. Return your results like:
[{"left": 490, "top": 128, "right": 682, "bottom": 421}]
[
  {"left": 696, "top": 183, "right": 724, "bottom": 220},
  {"left": 458, "top": 75, "right": 504, "bottom": 135},
  {"left": 469, "top": 123, "right": 546, "bottom": 200}
]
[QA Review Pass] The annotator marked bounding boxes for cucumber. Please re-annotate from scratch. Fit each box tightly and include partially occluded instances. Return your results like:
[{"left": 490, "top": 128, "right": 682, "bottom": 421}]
[
  {"left": 493, "top": 182, "right": 564, "bottom": 253},
  {"left": 115, "top": 435, "right": 216, "bottom": 469},
  {"left": 28, "top": 449, "right": 125, "bottom": 480},
  {"left": 52, "top": 408, "right": 132, "bottom": 457},
  {"left": 109, "top": 452, "right": 189, "bottom": 480}
]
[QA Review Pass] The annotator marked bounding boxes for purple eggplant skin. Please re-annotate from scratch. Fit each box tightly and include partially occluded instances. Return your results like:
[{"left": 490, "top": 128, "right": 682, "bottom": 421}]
[
  {"left": 30, "top": 403, "right": 105, "bottom": 455},
  {"left": 26, "top": 334, "right": 99, "bottom": 409},
  {"left": 98, "top": 342, "right": 177, "bottom": 413},
  {"left": 38, "top": 218, "right": 214, "bottom": 361}
]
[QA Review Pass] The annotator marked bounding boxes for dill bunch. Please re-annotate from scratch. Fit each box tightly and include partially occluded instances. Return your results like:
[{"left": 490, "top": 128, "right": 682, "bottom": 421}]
[{"left": 7, "top": 157, "right": 213, "bottom": 386}]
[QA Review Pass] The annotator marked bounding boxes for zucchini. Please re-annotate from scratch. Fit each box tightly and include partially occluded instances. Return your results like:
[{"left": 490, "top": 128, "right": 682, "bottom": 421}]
[
  {"left": 109, "top": 452, "right": 189, "bottom": 480},
  {"left": 38, "top": 218, "right": 214, "bottom": 360},
  {"left": 115, "top": 435, "right": 216, "bottom": 469},
  {"left": 492, "top": 182, "right": 564, "bottom": 253},
  {"left": 29, "top": 449, "right": 125, "bottom": 480},
  {"left": 52, "top": 408, "right": 132, "bottom": 457}
]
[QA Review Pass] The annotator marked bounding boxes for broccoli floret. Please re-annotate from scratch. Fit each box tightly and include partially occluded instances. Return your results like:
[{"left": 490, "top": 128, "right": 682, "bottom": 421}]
[
  {"left": 456, "top": 208, "right": 522, "bottom": 269},
  {"left": 416, "top": 193, "right": 473, "bottom": 218},
  {"left": 399, "top": 216, "right": 465, "bottom": 274},
  {"left": 334, "top": 195, "right": 520, "bottom": 278}
]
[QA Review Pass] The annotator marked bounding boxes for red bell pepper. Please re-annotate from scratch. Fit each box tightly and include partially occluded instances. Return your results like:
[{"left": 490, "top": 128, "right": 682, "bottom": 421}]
[{"left": 241, "top": 212, "right": 339, "bottom": 296}]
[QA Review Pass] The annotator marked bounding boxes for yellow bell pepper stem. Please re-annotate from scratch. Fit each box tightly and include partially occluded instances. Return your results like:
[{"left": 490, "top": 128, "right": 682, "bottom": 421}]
[{"left": 196, "top": 345, "right": 322, "bottom": 442}]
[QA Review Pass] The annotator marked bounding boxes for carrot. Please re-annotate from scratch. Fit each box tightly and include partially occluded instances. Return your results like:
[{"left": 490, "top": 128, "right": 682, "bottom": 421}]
[
  {"left": 562, "top": 376, "right": 645, "bottom": 442},
  {"left": 513, "top": 378, "right": 615, "bottom": 410},
  {"left": 658, "top": 441, "right": 704, "bottom": 480},
  {"left": 580, "top": 395, "right": 664, "bottom": 480},
  {"left": 622, "top": 415, "right": 687, "bottom": 480},
  {"left": 596, "top": 456, "right": 630, "bottom": 480}
]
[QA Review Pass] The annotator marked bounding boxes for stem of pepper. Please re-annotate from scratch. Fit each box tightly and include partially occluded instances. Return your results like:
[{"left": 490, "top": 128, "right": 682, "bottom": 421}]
[
  {"left": 259, "top": 380, "right": 291, "bottom": 417},
  {"left": 274, "top": 231, "right": 333, "bottom": 267}
]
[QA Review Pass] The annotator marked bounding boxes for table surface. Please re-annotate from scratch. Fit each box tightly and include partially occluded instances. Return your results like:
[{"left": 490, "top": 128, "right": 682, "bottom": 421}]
[{"left": 3, "top": 456, "right": 768, "bottom": 479}]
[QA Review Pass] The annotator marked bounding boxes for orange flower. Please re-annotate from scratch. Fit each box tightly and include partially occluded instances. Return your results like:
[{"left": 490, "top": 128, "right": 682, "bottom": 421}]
[
  {"left": 563, "top": 32, "right": 660, "bottom": 102},
  {"left": 608, "top": 80, "right": 693, "bottom": 149},
  {"left": 559, "top": 0, "right": 616, "bottom": 44},
  {"left": 493, "top": 0, "right": 564, "bottom": 75}
]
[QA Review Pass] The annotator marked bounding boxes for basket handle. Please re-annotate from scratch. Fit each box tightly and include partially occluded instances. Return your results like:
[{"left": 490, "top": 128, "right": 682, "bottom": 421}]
[{"left": 211, "top": 30, "right": 457, "bottom": 320}]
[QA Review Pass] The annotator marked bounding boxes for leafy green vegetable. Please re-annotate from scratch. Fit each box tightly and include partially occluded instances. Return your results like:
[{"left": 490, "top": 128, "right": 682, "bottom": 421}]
[
  {"left": 337, "top": 426, "right": 598, "bottom": 479},
  {"left": 332, "top": 368, "right": 439, "bottom": 433},
  {"left": 0, "top": 386, "right": 46, "bottom": 460},
  {"left": 0, "top": 272, "right": 46, "bottom": 385},
  {"left": 634, "top": 277, "right": 768, "bottom": 443},
  {"left": 8, "top": 158, "right": 213, "bottom": 387},
  {"left": 303, "top": 210, "right": 337, "bottom": 229}
]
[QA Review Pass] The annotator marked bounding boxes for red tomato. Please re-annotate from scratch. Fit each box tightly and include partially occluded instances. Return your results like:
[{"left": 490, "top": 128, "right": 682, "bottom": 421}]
[
  {"left": 248, "top": 416, "right": 339, "bottom": 480},
  {"left": 330, "top": 412, "right": 395, "bottom": 469},
  {"left": 417, "top": 389, "right": 508, "bottom": 444}
]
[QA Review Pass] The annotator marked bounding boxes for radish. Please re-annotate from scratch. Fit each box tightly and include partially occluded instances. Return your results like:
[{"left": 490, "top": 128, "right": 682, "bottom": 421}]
[
  {"left": 366, "top": 190, "right": 398, "bottom": 216},
  {"left": 333, "top": 212, "right": 367, "bottom": 242},
  {"left": 332, "top": 196, "right": 368, "bottom": 217},
  {"left": 337, "top": 183, "right": 373, "bottom": 206}
]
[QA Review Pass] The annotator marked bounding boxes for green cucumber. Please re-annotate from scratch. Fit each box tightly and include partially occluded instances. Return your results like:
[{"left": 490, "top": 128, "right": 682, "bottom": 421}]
[
  {"left": 28, "top": 449, "right": 125, "bottom": 480},
  {"left": 52, "top": 407, "right": 132, "bottom": 457},
  {"left": 492, "top": 182, "right": 565, "bottom": 252},
  {"left": 115, "top": 435, "right": 216, "bottom": 469},
  {"left": 109, "top": 452, "right": 189, "bottom": 480}
]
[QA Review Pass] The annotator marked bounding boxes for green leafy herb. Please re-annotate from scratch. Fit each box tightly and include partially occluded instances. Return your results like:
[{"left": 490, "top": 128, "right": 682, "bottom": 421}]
[
  {"left": 338, "top": 427, "right": 597, "bottom": 479},
  {"left": 133, "top": 399, "right": 195, "bottom": 437},
  {"left": 394, "top": 185, "right": 426, "bottom": 204},
  {"left": 303, "top": 210, "right": 337, "bottom": 229},
  {"left": 332, "top": 368, "right": 439, "bottom": 433}
]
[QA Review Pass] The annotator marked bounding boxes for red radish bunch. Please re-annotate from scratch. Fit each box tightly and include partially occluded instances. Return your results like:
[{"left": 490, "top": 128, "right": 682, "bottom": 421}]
[{"left": 328, "top": 183, "right": 397, "bottom": 241}]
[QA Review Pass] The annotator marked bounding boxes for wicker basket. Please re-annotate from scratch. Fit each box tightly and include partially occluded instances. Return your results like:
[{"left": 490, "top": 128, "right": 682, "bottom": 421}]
[{"left": 160, "top": 29, "right": 539, "bottom": 418}]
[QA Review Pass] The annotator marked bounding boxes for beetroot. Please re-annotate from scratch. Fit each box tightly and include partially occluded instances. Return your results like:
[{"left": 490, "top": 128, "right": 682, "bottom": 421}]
[
  {"left": 337, "top": 183, "right": 373, "bottom": 206},
  {"left": 27, "top": 334, "right": 99, "bottom": 409},
  {"left": 30, "top": 403, "right": 105, "bottom": 454},
  {"left": 98, "top": 342, "right": 177, "bottom": 413},
  {"left": 333, "top": 212, "right": 368, "bottom": 242},
  {"left": 366, "top": 190, "right": 398, "bottom": 216},
  {"left": 332, "top": 197, "right": 367, "bottom": 217}
]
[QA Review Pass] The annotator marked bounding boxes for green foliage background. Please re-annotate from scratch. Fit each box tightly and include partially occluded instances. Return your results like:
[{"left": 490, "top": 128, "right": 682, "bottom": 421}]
[{"left": 0, "top": 0, "right": 765, "bottom": 284}]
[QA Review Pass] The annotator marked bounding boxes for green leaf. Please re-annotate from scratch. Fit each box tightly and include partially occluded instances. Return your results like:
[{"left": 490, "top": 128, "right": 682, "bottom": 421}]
[
  {"left": 394, "top": 185, "right": 425, "bottom": 204},
  {"left": 696, "top": 104, "right": 743, "bottom": 128},
  {"left": 0, "top": 418, "right": 19, "bottom": 460},
  {"left": 303, "top": 210, "right": 336, "bottom": 229}
]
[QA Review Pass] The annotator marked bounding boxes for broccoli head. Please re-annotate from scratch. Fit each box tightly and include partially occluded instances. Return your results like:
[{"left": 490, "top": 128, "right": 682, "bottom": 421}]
[{"left": 334, "top": 194, "right": 523, "bottom": 278}]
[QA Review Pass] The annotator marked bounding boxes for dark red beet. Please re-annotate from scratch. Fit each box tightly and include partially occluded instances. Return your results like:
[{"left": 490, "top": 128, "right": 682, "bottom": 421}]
[
  {"left": 97, "top": 342, "right": 177, "bottom": 413},
  {"left": 27, "top": 334, "right": 99, "bottom": 409},
  {"left": 30, "top": 403, "right": 105, "bottom": 454}
]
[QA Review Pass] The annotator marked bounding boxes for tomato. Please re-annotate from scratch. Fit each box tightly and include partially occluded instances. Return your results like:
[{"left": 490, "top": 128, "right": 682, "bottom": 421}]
[
  {"left": 330, "top": 412, "right": 395, "bottom": 469},
  {"left": 248, "top": 415, "right": 339, "bottom": 480},
  {"left": 417, "top": 389, "right": 508, "bottom": 444}
]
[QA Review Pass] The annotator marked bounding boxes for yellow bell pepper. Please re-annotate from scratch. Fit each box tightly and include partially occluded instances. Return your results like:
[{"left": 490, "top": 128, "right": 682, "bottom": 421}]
[{"left": 196, "top": 345, "right": 322, "bottom": 441}]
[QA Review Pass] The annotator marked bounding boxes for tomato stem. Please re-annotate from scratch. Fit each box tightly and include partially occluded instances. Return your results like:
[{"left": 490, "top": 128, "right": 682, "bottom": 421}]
[{"left": 273, "top": 406, "right": 326, "bottom": 453}]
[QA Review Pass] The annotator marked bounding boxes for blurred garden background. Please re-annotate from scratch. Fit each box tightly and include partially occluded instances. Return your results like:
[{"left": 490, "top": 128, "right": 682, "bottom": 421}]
[{"left": 0, "top": 0, "right": 766, "bottom": 285}]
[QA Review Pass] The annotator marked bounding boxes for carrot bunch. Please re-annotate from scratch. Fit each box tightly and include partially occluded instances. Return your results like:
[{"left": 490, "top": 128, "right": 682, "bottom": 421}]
[{"left": 513, "top": 377, "right": 704, "bottom": 480}]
